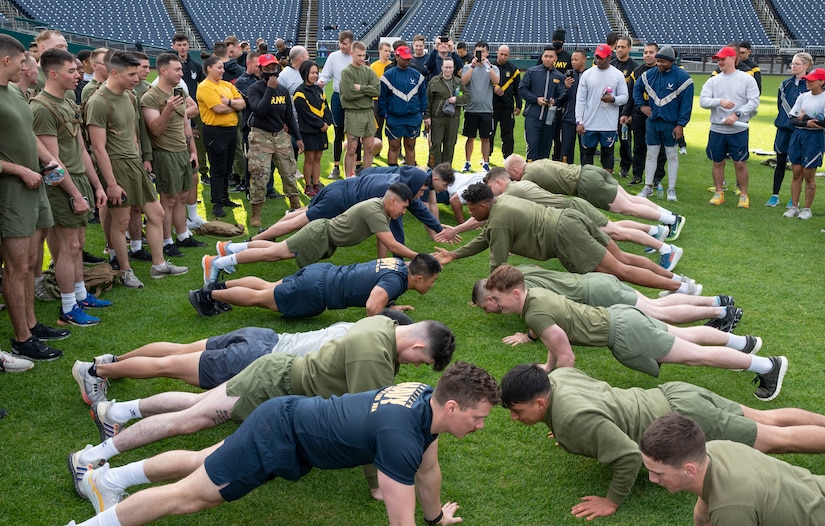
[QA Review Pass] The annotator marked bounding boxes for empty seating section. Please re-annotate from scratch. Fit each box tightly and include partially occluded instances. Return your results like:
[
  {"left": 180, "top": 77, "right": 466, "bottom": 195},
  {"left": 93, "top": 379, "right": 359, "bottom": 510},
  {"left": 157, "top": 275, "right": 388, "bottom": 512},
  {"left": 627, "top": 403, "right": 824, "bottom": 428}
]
[
  {"left": 390, "top": 0, "right": 461, "bottom": 41},
  {"left": 11, "top": 0, "right": 175, "bottom": 47},
  {"left": 316, "top": 0, "right": 397, "bottom": 41},
  {"left": 619, "top": 0, "right": 771, "bottom": 46},
  {"left": 180, "top": 0, "right": 301, "bottom": 47},
  {"left": 460, "top": 0, "right": 610, "bottom": 44},
  {"left": 770, "top": 0, "right": 822, "bottom": 45}
]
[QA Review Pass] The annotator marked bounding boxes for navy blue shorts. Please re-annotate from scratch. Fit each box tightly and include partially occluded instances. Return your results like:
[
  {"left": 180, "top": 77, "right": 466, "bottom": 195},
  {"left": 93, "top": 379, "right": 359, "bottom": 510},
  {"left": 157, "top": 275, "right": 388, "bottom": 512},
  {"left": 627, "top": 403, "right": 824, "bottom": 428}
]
[
  {"left": 273, "top": 263, "right": 330, "bottom": 317},
  {"left": 774, "top": 127, "right": 793, "bottom": 155},
  {"left": 582, "top": 130, "right": 617, "bottom": 149},
  {"left": 204, "top": 396, "right": 311, "bottom": 501},
  {"left": 385, "top": 118, "right": 422, "bottom": 140},
  {"left": 788, "top": 129, "right": 825, "bottom": 168},
  {"left": 462, "top": 112, "right": 494, "bottom": 139},
  {"left": 305, "top": 182, "right": 347, "bottom": 222},
  {"left": 646, "top": 120, "right": 679, "bottom": 147},
  {"left": 199, "top": 328, "right": 280, "bottom": 389},
  {"left": 706, "top": 130, "right": 749, "bottom": 162}
]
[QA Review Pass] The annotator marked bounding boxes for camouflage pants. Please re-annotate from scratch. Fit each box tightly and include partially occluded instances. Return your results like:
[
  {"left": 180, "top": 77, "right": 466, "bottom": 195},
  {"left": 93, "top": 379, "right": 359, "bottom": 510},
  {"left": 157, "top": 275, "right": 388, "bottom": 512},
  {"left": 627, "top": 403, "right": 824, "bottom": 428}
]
[{"left": 248, "top": 128, "right": 298, "bottom": 205}]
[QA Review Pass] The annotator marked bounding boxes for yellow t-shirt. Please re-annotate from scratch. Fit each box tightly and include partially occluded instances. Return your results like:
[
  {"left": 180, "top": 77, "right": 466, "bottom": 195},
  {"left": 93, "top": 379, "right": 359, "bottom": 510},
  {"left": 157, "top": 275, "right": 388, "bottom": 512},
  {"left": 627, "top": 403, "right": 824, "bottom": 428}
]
[{"left": 196, "top": 79, "right": 241, "bottom": 127}]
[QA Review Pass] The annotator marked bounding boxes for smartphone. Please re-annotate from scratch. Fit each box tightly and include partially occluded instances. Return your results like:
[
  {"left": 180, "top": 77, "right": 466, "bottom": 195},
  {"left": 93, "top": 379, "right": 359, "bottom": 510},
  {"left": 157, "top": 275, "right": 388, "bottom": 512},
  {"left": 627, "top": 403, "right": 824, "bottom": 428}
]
[
  {"left": 69, "top": 196, "right": 89, "bottom": 212},
  {"left": 565, "top": 70, "right": 574, "bottom": 79},
  {"left": 173, "top": 87, "right": 184, "bottom": 98},
  {"left": 190, "top": 159, "right": 197, "bottom": 169},
  {"left": 475, "top": 50, "right": 482, "bottom": 62}
]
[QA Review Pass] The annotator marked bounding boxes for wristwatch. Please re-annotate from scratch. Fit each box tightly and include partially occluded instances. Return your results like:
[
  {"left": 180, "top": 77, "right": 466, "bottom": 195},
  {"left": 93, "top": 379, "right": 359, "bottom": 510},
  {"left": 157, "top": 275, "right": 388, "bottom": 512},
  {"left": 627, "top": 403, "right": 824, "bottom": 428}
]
[{"left": 734, "top": 111, "right": 742, "bottom": 117}]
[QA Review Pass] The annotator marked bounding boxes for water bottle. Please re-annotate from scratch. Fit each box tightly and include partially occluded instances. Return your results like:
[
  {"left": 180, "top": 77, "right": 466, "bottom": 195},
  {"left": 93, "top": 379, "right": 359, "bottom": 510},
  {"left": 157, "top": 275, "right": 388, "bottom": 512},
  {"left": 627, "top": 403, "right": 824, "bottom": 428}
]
[
  {"left": 42, "top": 165, "right": 65, "bottom": 186},
  {"left": 656, "top": 183, "right": 664, "bottom": 199},
  {"left": 621, "top": 123, "right": 628, "bottom": 140}
]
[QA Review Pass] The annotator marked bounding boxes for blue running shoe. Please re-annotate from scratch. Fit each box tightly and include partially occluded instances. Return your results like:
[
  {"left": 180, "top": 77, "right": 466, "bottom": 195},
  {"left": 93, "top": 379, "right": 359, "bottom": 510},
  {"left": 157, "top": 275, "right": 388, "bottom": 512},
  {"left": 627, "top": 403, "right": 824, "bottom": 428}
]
[
  {"left": 79, "top": 293, "right": 112, "bottom": 309},
  {"left": 765, "top": 194, "right": 779, "bottom": 207},
  {"left": 59, "top": 305, "right": 101, "bottom": 327},
  {"left": 665, "top": 215, "right": 685, "bottom": 241},
  {"left": 658, "top": 245, "right": 683, "bottom": 271}
]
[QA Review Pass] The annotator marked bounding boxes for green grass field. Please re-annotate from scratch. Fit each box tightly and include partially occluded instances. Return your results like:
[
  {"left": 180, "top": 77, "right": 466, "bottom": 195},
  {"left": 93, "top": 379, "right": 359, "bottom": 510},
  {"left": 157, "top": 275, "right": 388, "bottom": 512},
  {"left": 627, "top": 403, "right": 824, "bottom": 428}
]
[{"left": 3, "top": 74, "right": 825, "bottom": 525}]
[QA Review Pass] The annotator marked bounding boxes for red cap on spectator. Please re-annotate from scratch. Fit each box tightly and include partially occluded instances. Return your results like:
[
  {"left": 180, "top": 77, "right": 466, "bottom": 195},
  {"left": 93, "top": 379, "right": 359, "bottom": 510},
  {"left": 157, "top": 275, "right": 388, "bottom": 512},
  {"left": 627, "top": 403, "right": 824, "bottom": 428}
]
[
  {"left": 258, "top": 54, "right": 278, "bottom": 67},
  {"left": 802, "top": 68, "right": 825, "bottom": 82},
  {"left": 712, "top": 47, "right": 737, "bottom": 60},
  {"left": 594, "top": 44, "right": 611, "bottom": 59},
  {"left": 395, "top": 46, "right": 413, "bottom": 59}
]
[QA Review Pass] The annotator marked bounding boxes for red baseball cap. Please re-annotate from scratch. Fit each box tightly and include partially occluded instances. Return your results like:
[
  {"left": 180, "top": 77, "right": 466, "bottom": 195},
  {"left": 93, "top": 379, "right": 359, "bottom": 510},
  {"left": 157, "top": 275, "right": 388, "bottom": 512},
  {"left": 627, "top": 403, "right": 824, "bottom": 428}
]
[
  {"left": 395, "top": 46, "right": 413, "bottom": 59},
  {"left": 594, "top": 44, "right": 611, "bottom": 59},
  {"left": 258, "top": 54, "right": 278, "bottom": 67},
  {"left": 712, "top": 47, "right": 737, "bottom": 60},
  {"left": 802, "top": 68, "right": 825, "bottom": 82}
]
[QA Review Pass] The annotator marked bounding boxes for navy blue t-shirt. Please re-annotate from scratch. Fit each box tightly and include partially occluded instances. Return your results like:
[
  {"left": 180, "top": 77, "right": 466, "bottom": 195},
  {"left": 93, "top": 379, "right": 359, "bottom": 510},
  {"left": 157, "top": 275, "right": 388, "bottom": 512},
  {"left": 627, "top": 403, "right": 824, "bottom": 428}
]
[
  {"left": 325, "top": 258, "right": 408, "bottom": 310},
  {"left": 294, "top": 383, "right": 437, "bottom": 485}
]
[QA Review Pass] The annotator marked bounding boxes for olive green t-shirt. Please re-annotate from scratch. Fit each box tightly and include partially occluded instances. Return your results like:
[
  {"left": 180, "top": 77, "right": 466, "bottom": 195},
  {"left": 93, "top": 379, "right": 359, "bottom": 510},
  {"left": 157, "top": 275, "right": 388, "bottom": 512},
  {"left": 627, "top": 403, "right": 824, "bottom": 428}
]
[
  {"left": 80, "top": 78, "right": 102, "bottom": 104},
  {"left": 140, "top": 85, "right": 187, "bottom": 152},
  {"left": 85, "top": 86, "right": 140, "bottom": 160},
  {"left": 523, "top": 159, "right": 582, "bottom": 196},
  {"left": 522, "top": 287, "right": 611, "bottom": 347},
  {"left": 31, "top": 91, "right": 85, "bottom": 176},
  {"left": 520, "top": 266, "right": 588, "bottom": 304},
  {"left": 503, "top": 180, "right": 607, "bottom": 226},
  {"left": 327, "top": 198, "right": 391, "bottom": 247},
  {"left": 0, "top": 83, "right": 39, "bottom": 171}
]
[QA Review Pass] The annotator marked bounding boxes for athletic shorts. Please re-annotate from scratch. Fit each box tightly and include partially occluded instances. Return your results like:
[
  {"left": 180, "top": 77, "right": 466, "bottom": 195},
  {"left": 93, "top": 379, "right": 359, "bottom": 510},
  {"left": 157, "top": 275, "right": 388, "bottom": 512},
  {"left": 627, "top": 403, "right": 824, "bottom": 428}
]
[
  {"left": 554, "top": 209, "right": 609, "bottom": 274},
  {"left": 773, "top": 127, "right": 793, "bottom": 155},
  {"left": 284, "top": 219, "right": 336, "bottom": 268},
  {"left": 385, "top": 119, "right": 421, "bottom": 141},
  {"left": 564, "top": 198, "right": 609, "bottom": 227},
  {"left": 344, "top": 109, "right": 377, "bottom": 138},
  {"left": 462, "top": 112, "right": 494, "bottom": 139},
  {"left": 581, "top": 130, "right": 617, "bottom": 150},
  {"left": 302, "top": 131, "right": 329, "bottom": 152},
  {"left": 788, "top": 129, "right": 825, "bottom": 169},
  {"left": 199, "top": 328, "right": 281, "bottom": 389},
  {"left": 585, "top": 273, "right": 638, "bottom": 307},
  {"left": 152, "top": 149, "right": 193, "bottom": 195},
  {"left": 204, "top": 396, "right": 311, "bottom": 501},
  {"left": 576, "top": 165, "right": 619, "bottom": 211},
  {"left": 607, "top": 304, "right": 674, "bottom": 377},
  {"left": 107, "top": 158, "right": 158, "bottom": 207},
  {"left": 306, "top": 183, "right": 347, "bottom": 222},
  {"left": 706, "top": 130, "right": 749, "bottom": 163},
  {"left": 0, "top": 177, "right": 53, "bottom": 237},
  {"left": 273, "top": 263, "right": 331, "bottom": 318},
  {"left": 46, "top": 173, "right": 93, "bottom": 229},
  {"left": 646, "top": 120, "right": 679, "bottom": 147},
  {"left": 660, "top": 382, "right": 757, "bottom": 446},
  {"left": 226, "top": 353, "right": 295, "bottom": 422}
]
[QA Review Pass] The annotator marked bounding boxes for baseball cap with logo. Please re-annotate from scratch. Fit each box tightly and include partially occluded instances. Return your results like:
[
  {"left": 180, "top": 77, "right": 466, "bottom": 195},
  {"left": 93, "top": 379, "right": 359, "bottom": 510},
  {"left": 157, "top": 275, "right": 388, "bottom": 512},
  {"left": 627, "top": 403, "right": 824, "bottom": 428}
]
[
  {"left": 802, "top": 68, "right": 825, "bottom": 82},
  {"left": 258, "top": 53, "right": 278, "bottom": 67},
  {"left": 594, "top": 44, "right": 612, "bottom": 59},
  {"left": 395, "top": 46, "right": 413, "bottom": 59},
  {"left": 712, "top": 47, "right": 737, "bottom": 60}
]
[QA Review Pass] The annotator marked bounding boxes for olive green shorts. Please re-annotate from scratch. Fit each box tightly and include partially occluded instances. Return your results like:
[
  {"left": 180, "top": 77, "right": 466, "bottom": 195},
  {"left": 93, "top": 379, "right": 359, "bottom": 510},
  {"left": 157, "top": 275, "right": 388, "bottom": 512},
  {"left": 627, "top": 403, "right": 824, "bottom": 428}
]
[
  {"left": 344, "top": 109, "right": 377, "bottom": 138},
  {"left": 46, "top": 174, "right": 93, "bottom": 228},
  {"left": 0, "top": 176, "right": 53, "bottom": 237},
  {"left": 555, "top": 209, "right": 610, "bottom": 273},
  {"left": 108, "top": 158, "right": 158, "bottom": 207},
  {"left": 285, "top": 219, "right": 336, "bottom": 268},
  {"left": 585, "top": 273, "right": 638, "bottom": 307},
  {"left": 152, "top": 149, "right": 192, "bottom": 196},
  {"left": 659, "top": 382, "right": 757, "bottom": 446},
  {"left": 577, "top": 165, "right": 619, "bottom": 211},
  {"left": 565, "top": 197, "right": 609, "bottom": 227},
  {"left": 607, "top": 304, "right": 674, "bottom": 377},
  {"left": 226, "top": 353, "right": 295, "bottom": 422}
]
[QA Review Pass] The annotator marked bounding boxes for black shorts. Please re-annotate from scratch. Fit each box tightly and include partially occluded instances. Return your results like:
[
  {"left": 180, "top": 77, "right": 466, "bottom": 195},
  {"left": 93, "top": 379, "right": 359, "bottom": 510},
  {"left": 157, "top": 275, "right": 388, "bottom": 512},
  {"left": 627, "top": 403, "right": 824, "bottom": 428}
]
[
  {"left": 462, "top": 112, "right": 494, "bottom": 139},
  {"left": 199, "top": 328, "right": 280, "bottom": 389}
]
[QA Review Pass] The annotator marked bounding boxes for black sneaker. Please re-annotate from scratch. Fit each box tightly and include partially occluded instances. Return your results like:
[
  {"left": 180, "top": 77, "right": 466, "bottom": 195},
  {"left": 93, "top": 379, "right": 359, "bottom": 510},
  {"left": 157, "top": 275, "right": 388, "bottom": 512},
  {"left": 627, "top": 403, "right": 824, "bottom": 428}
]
[
  {"left": 753, "top": 356, "right": 788, "bottom": 401},
  {"left": 221, "top": 199, "right": 241, "bottom": 208},
  {"left": 215, "top": 300, "right": 233, "bottom": 313},
  {"left": 619, "top": 169, "right": 629, "bottom": 178},
  {"left": 30, "top": 322, "right": 70, "bottom": 341},
  {"left": 176, "top": 236, "right": 207, "bottom": 248},
  {"left": 109, "top": 256, "right": 120, "bottom": 271},
  {"left": 628, "top": 176, "right": 642, "bottom": 185},
  {"left": 741, "top": 335, "right": 763, "bottom": 354},
  {"left": 212, "top": 204, "right": 225, "bottom": 218},
  {"left": 11, "top": 336, "right": 62, "bottom": 361},
  {"left": 163, "top": 244, "right": 184, "bottom": 258},
  {"left": 82, "top": 251, "right": 106, "bottom": 265},
  {"left": 200, "top": 174, "right": 211, "bottom": 186},
  {"left": 128, "top": 248, "right": 153, "bottom": 262},
  {"left": 188, "top": 289, "right": 219, "bottom": 317},
  {"left": 717, "top": 295, "right": 735, "bottom": 307},
  {"left": 717, "top": 307, "right": 743, "bottom": 333}
]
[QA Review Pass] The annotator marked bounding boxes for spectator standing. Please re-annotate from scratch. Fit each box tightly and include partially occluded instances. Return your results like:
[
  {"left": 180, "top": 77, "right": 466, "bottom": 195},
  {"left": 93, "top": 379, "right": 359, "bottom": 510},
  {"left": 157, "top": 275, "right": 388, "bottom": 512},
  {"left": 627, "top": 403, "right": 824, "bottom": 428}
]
[
  {"left": 293, "top": 61, "right": 332, "bottom": 197},
  {"left": 610, "top": 37, "right": 638, "bottom": 178},
  {"left": 318, "top": 30, "right": 354, "bottom": 180},
  {"left": 519, "top": 45, "right": 565, "bottom": 161},
  {"left": 371, "top": 41, "right": 393, "bottom": 143},
  {"left": 556, "top": 49, "right": 586, "bottom": 164},
  {"left": 274, "top": 38, "right": 290, "bottom": 69},
  {"left": 379, "top": 45, "right": 427, "bottom": 167},
  {"left": 410, "top": 34, "right": 429, "bottom": 74},
  {"left": 425, "top": 58, "right": 468, "bottom": 167},
  {"left": 624, "top": 42, "right": 666, "bottom": 186},
  {"left": 340, "top": 41, "right": 380, "bottom": 178},
  {"left": 279, "top": 45, "right": 309, "bottom": 97},
  {"left": 425, "top": 35, "right": 462, "bottom": 81},
  {"left": 738, "top": 40, "right": 762, "bottom": 93},
  {"left": 455, "top": 41, "right": 468, "bottom": 66},
  {"left": 492, "top": 45, "right": 521, "bottom": 159},
  {"left": 460, "top": 40, "right": 500, "bottom": 172}
]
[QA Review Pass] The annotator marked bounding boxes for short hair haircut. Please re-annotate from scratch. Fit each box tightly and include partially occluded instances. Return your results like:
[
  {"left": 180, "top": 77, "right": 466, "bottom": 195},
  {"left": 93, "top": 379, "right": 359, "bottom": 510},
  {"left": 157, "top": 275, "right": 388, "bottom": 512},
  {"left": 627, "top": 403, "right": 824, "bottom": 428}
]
[
  {"left": 109, "top": 50, "right": 140, "bottom": 72},
  {"left": 224, "top": 35, "right": 239, "bottom": 46},
  {"left": 155, "top": 52, "right": 181, "bottom": 71},
  {"left": 28, "top": 41, "right": 38, "bottom": 50},
  {"left": 640, "top": 413, "right": 707, "bottom": 468},
  {"left": 572, "top": 48, "right": 587, "bottom": 58},
  {"left": 456, "top": 41, "right": 467, "bottom": 50},
  {"left": 90, "top": 48, "right": 108, "bottom": 63},
  {"left": 35, "top": 29, "right": 63, "bottom": 45},
  {"left": 483, "top": 167, "right": 510, "bottom": 184},
  {"left": 408, "top": 253, "right": 442, "bottom": 279},
  {"left": 378, "top": 41, "right": 392, "bottom": 50},
  {"left": 339, "top": 30, "right": 355, "bottom": 43},
  {"left": 378, "top": 308, "right": 413, "bottom": 325},
  {"left": 77, "top": 49, "right": 92, "bottom": 62},
  {"left": 132, "top": 51, "right": 150, "bottom": 62},
  {"left": 289, "top": 45, "right": 307, "bottom": 61},
  {"left": 543, "top": 44, "right": 556, "bottom": 54},
  {"left": 203, "top": 55, "right": 222, "bottom": 74},
  {"left": 0, "top": 34, "right": 25, "bottom": 59},
  {"left": 392, "top": 39, "right": 407, "bottom": 50},
  {"left": 433, "top": 361, "right": 501, "bottom": 407},
  {"left": 413, "top": 34, "right": 425, "bottom": 44},
  {"left": 418, "top": 320, "right": 455, "bottom": 371},
  {"left": 474, "top": 40, "right": 489, "bottom": 51},
  {"left": 257, "top": 42, "right": 268, "bottom": 53},
  {"left": 212, "top": 42, "right": 228, "bottom": 57},
  {"left": 39, "top": 48, "right": 75, "bottom": 73},
  {"left": 617, "top": 37, "right": 632, "bottom": 47},
  {"left": 461, "top": 182, "right": 493, "bottom": 205},
  {"left": 299, "top": 60, "right": 318, "bottom": 83},
  {"left": 500, "top": 363, "right": 552, "bottom": 408},
  {"left": 386, "top": 181, "right": 413, "bottom": 203},
  {"left": 431, "top": 163, "right": 456, "bottom": 186},
  {"left": 644, "top": 42, "right": 659, "bottom": 51},
  {"left": 352, "top": 41, "right": 367, "bottom": 52},
  {"left": 172, "top": 33, "right": 189, "bottom": 44},
  {"left": 739, "top": 40, "right": 752, "bottom": 50},
  {"left": 605, "top": 31, "right": 619, "bottom": 46},
  {"left": 485, "top": 264, "right": 525, "bottom": 293},
  {"left": 246, "top": 51, "right": 261, "bottom": 67},
  {"left": 103, "top": 49, "right": 117, "bottom": 68}
]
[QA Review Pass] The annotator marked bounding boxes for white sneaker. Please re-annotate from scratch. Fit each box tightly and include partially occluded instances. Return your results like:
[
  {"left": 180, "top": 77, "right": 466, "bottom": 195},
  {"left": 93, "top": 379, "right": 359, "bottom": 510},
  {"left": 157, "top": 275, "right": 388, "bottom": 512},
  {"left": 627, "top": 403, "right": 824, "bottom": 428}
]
[
  {"left": 150, "top": 261, "right": 189, "bottom": 279},
  {"left": 798, "top": 208, "right": 812, "bottom": 220},
  {"left": 783, "top": 206, "right": 799, "bottom": 218},
  {"left": 666, "top": 189, "right": 677, "bottom": 201},
  {"left": 186, "top": 216, "right": 206, "bottom": 230},
  {"left": 638, "top": 186, "right": 653, "bottom": 198},
  {"left": 121, "top": 269, "right": 144, "bottom": 289},
  {"left": 80, "top": 463, "right": 129, "bottom": 514},
  {"left": 0, "top": 350, "right": 34, "bottom": 372}
]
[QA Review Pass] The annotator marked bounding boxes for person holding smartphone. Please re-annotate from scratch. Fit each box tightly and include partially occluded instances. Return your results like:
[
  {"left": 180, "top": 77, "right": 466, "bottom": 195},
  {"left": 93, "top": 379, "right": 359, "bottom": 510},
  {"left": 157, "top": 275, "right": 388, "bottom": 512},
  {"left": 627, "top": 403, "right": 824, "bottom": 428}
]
[{"left": 460, "top": 40, "right": 499, "bottom": 173}]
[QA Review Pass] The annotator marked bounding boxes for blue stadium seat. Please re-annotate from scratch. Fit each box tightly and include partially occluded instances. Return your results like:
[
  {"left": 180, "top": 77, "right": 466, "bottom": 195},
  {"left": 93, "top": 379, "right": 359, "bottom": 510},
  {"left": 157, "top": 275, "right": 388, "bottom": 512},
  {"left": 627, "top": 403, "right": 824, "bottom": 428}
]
[
  {"left": 316, "top": 0, "right": 397, "bottom": 41},
  {"left": 389, "top": 0, "right": 461, "bottom": 41},
  {"left": 770, "top": 0, "right": 823, "bottom": 46},
  {"left": 180, "top": 0, "right": 301, "bottom": 47}
]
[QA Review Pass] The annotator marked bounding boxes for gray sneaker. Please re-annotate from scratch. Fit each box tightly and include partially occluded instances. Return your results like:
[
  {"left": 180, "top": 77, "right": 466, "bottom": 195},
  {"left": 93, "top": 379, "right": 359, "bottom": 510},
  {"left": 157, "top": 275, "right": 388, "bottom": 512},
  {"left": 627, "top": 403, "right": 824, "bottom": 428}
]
[
  {"left": 328, "top": 165, "right": 341, "bottom": 180},
  {"left": 638, "top": 185, "right": 653, "bottom": 198},
  {"left": 121, "top": 269, "right": 144, "bottom": 289},
  {"left": 80, "top": 463, "right": 129, "bottom": 514},
  {"left": 34, "top": 279, "right": 56, "bottom": 301},
  {"left": 71, "top": 360, "right": 108, "bottom": 405},
  {"left": 150, "top": 261, "right": 189, "bottom": 279},
  {"left": 91, "top": 400, "right": 121, "bottom": 442}
]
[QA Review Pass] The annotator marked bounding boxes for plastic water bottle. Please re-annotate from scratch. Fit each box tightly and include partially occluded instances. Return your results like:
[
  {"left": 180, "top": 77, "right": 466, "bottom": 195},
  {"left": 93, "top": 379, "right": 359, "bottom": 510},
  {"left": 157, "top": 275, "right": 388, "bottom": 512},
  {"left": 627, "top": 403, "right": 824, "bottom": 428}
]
[
  {"left": 656, "top": 183, "right": 664, "bottom": 199},
  {"left": 621, "top": 123, "right": 628, "bottom": 140},
  {"left": 42, "top": 165, "right": 65, "bottom": 186}
]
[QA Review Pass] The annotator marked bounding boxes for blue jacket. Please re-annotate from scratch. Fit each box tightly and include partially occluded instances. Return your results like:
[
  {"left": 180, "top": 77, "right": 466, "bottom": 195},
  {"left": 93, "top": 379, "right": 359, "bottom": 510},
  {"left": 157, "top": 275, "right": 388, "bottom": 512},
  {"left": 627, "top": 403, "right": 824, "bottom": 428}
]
[
  {"left": 378, "top": 66, "right": 427, "bottom": 121},
  {"left": 774, "top": 76, "right": 809, "bottom": 130},
  {"left": 518, "top": 65, "right": 566, "bottom": 122},
  {"left": 633, "top": 66, "right": 694, "bottom": 127}
]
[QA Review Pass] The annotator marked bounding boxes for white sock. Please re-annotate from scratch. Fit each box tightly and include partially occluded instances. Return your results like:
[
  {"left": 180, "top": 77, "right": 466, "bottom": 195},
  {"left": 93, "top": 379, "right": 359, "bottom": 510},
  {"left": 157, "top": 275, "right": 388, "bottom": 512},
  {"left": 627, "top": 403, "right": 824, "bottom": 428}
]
[
  {"left": 177, "top": 230, "right": 192, "bottom": 242},
  {"left": 671, "top": 274, "right": 684, "bottom": 283},
  {"left": 716, "top": 307, "right": 727, "bottom": 319},
  {"left": 647, "top": 225, "right": 660, "bottom": 236},
  {"left": 659, "top": 244, "right": 672, "bottom": 255},
  {"left": 109, "top": 248, "right": 116, "bottom": 260},
  {"left": 658, "top": 211, "right": 677, "bottom": 225},
  {"left": 214, "top": 254, "right": 238, "bottom": 270},
  {"left": 152, "top": 262, "right": 168, "bottom": 272},
  {"left": 130, "top": 239, "right": 142, "bottom": 252},
  {"left": 186, "top": 203, "right": 198, "bottom": 218},
  {"left": 163, "top": 237, "right": 174, "bottom": 246},
  {"left": 726, "top": 334, "right": 747, "bottom": 349},
  {"left": 227, "top": 242, "right": 248, "bottom": 253},
  {"left": 78, "top": 505, "right": 122, "bottom": 526},
  {"left": 103, "top": 460, "right": 149, "bottom": 490},
  {"left": 61, "top": 293, "right": 76, "bottom": 314},
  {"left": 80, "top": 438, "right": 121, "bottom": 465},
  {"left": 108, "top": 399, "right": 143, "bottom": 423},
  {"left": 74, "top": 282, "right": 88, "bottom": 302},
  {"left": 677, "top": 282, "right": 690, "bottom": 293},
  {"left": 747, "top": 356, "right": 773, "bottom": 375}
]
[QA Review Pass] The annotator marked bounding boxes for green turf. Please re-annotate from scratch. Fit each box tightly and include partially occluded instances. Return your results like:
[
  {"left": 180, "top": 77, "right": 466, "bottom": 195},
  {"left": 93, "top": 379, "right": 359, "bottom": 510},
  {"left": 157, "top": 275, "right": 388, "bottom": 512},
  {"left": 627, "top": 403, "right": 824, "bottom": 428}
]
[{"left": 3, "top": 74, "right": 824, "bottom": 525}]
